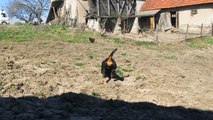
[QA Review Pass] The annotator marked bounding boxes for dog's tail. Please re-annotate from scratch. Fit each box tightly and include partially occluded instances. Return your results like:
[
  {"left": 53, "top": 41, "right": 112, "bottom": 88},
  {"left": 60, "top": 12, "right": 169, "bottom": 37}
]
[
  {"left": 109, "top": 48, "right": 118, "bottom": 58},
  {"left": 106, "top": 48, "right": 117, "bottom": 66}
]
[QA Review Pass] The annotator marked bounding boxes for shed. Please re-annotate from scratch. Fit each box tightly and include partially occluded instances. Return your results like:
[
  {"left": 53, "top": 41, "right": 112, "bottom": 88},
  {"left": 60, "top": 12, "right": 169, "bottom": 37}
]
[{"left": 140, "top": 0, "right": 213, "bottom": 32}]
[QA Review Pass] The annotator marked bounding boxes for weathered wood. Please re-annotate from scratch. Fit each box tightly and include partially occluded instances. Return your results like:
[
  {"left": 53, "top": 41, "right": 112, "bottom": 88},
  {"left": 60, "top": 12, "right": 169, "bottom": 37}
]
[
  {"left": 200, "top": 23, "right": 203, "bottom": 37},
  {"left": 108, "top": 0, "right": 110, "bottom": 16},
  {"left": 117, "top": 0, "right": 120, "bottom": 14},
  {"left": 52, "top": 6, "right": 58, "bottom": 19},
  {"left": 89, "top": 0, "right": 136, "bottom": 33},
  {"left": 212, "top": 23, "right": 213, "bottom": 36},
  {"left": 88, "top": 0, "right": 96, "bottom": 13},
  {"left": 109, "top": 0, "right": 118, "bottom": 13},
  {"left": 119, "top": 1, "right": 126, "bottom": 15},
  {"left": 97, "top": 0, "right": 100, "bottom": 16},
  {"left": 94, "top": 0, "right": 136, "bottom": 17},
  {"left": 100, "top": 0, "right": 110, "bottom": 16},
  {"left": 150, "top": 17, "right": 155, "bottom": 29},
  {"left": 127, "top": 3, "right": 135, "bottom": 15},
  {"left": 185, "top": 24, "right": 189, "bottom": 40}
]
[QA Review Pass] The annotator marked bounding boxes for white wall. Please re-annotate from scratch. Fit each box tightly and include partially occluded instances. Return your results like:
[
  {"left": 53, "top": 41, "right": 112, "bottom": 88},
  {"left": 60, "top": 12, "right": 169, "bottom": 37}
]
[
  {"left": 130, "top": 0, "right": 145, "bottom": 34},
  {"left": 61, "top": 0, "right": 88, "bottom": 24},
  {"left": 61, "top": 0, "right": 77, "bottom": 19},
  {"left": 77, "top": 0, "right": 88, "bottom": 23},
  {"left": 87, "top": 19, "right": 101, "bottom": 32},
  {"left": 179, "top": 6, "right": 213, "bottom": 32},
  {"left": 136, "top": 1, "right": 145, "bottom": 14}
]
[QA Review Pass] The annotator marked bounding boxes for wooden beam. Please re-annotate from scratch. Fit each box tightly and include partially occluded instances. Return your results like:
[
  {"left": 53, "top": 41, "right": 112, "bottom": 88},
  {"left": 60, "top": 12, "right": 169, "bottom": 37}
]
[
  {"left": 108, "top": 0, "right": 111, "bottom": 16},
  {"left": 126, "top": 0, "right": 128, "bottom": 15},
  {"left": 100, "top": 0, "right": 110, "bottom": 16},
  {"left": 115, "top": 0, "right": 123, "bottom": 11},
  {"left": 119, "top": 1, "right": 126, "bottom": 15},
  {"left": 109, "top": 0, "right": 118, "bottom": 13},
  {"left": 97, "top": 0, "right": 100, "bottom": 16},
  {"left": 150, "top": 17, "right": 154, "bottom": 29},
  {"left": 52, "top": 6, "right": 58, "bottom": 19},
  {"left": 127, "top": 2, "right": 136, "bottom": 15},
  {"left": 117, "top": 0, "right": 120, "bottom": 14},
  {"left": 95, "top": 0, "right": 136, "bottom": 17}
]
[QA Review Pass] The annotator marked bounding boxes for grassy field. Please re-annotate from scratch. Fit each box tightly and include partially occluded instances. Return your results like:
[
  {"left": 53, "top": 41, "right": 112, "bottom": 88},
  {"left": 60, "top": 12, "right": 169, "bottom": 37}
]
[
  {"left": 1, "top": 24, "right": 213, "bottom": 47},
  {"left": 0, "top": 24, "right": 97, "bottom": 43}
]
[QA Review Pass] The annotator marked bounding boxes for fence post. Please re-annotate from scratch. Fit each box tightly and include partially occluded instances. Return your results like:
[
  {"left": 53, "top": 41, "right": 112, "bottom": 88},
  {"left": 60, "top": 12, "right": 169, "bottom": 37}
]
[
  {"left": 200, "top": 24, "right": 203, "bottom": 37},
  {"left": 185, "top": 24, "right": 189, "bottom": 40},
  {"left": 156, "top": 30, "right": 159, "bottom": 43},
  {"left": 212, "top": 23, "right": 213, "bottom": 36}
]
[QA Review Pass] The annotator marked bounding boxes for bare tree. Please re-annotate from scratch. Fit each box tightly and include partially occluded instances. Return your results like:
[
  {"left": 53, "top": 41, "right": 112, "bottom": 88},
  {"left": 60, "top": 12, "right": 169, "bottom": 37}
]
[{"left": 7, "top": 0, "right": 50, "bottom": 24}]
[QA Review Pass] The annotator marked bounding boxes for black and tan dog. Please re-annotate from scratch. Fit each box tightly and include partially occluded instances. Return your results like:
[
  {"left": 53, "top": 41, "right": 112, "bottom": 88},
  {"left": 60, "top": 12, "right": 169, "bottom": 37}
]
[{"left": 101, "top": 48, "right": 125, "bottom": 83}]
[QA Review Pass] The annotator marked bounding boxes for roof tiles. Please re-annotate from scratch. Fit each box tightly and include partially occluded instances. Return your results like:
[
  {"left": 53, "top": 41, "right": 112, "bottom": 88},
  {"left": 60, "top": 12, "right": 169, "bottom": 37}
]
[{"left": 141, "top": 0, "right": 213, "bottom": 11}]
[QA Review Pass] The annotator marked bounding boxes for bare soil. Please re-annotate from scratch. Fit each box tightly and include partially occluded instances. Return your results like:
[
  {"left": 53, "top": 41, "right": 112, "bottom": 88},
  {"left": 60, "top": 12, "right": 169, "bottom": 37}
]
[{"left": 0, "top": 37, "right": 213, "bottom": 120}]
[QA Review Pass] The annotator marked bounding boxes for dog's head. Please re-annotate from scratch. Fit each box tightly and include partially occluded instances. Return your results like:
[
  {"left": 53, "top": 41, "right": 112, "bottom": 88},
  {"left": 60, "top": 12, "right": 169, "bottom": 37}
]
[{"left": 106, "top": 56, "right": 113, "bottom": 66}]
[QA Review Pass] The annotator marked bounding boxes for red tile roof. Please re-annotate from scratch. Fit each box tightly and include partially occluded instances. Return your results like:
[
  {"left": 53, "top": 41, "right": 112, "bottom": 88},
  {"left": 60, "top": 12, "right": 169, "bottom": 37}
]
[{"left": 141, "top": 0, "right": 213, "bottom": 11}]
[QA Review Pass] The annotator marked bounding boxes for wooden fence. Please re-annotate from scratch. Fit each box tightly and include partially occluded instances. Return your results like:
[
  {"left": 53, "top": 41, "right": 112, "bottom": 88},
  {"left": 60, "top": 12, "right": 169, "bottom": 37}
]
[{"left": 152, "top": 24, "right": 213, "bottom": 43}]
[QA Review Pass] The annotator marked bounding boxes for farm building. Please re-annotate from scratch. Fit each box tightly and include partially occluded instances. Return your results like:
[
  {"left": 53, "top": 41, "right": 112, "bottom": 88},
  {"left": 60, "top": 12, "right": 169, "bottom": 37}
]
[
  {"left": 46, "top": 0, "right": 146, "bottom": 34},
  {"left": 46, "top": 0, "right": 88, "bottom": 27},
  {"left": 140, "top": 0, "right": 213, "bottom": 32},
  {"left": 46, "top": 0, "right": 213, "bottom": 34},
  {"left": 86, "top": 0, "right": 145, "bottom": 33}
]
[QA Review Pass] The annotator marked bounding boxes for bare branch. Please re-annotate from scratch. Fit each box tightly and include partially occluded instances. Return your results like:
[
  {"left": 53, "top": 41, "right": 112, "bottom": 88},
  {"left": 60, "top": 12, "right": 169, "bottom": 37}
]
[{"left": 6, "top": 0, "right": 50, "bottom": 24}]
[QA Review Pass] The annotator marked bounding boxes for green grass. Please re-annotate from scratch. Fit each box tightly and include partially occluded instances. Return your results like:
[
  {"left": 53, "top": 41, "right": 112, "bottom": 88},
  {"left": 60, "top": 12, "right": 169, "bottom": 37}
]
[
  {"left": 113, "top": 37, "right": 122, "bottom": 44},
  {"left": 113, "top": 37, "right": 127, "bottom": 44},
  {"left": 134, "top": 36, "right": 213, "bottom": 51},
  {"left": 0, "top": 24, "right": 72, "bottom": 42},
  {"left": 135, "top": 75, "right": 141, "bottom": 80},
  {"left": 48, "top": 60, "right": 57, "bottom": 65},
  {"left": 95, "top": 63, "right": 101, "bottom": 68},
  {"left": 164, "top": 55, "right": 178, "bottom": 60},
  {"left": 0, "top": 81, "right": 4, "bottom": 90},
  {"left": 86, "top": 51, "right": 96, "bottom": 59},
  {"left": 135, "top": 41, "right": 157, "bottom": 50},
  {"left": 180, "top": 74, "right": 186, "bottom": 79},
  {"left": 1, "top": 24, "right": 213, "bottom": 52},
  {"left": 0, "top": 24, "right": 100, "bottom": 43},
  {"left": 74, "top": 58, "right": 84, "bottom": 67},
  {"left": 35, "top": 91, "right": 45, "bottom": 98},
  {"left": 186, "top": 37, "right": 213, "bottom": 48},
  {"left": 135, "top": 41, "right": 156, "bottom": 46},
  {"left": 8, "top": 84, "right": 15, "bottom": 89},
  {"left": 115, "top": 67, "right": 124, "bottom": 76},
  {"left": 67, "top": 30, "right": 96, "bottom": 43},
  {"left": 91, "top": 91, "right": 100, "bottom": 97},
  {"left": 206, "top": 37, "right": 213, "bottom": 44},
  {"left": 75, "top": 61, "right": 84, "bottom": 67},
  {"left": 121, "top": 52, "right": 127, "bottom": 56}
]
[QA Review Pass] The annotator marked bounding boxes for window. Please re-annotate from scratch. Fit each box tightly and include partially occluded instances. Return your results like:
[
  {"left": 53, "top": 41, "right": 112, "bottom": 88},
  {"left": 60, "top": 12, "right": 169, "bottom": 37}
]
[
  {"left": 1, "top": 13, "right": 7, "bottom": 18},
  {"left": 191, "top": 9, "right": 198, "bottom": 15}
]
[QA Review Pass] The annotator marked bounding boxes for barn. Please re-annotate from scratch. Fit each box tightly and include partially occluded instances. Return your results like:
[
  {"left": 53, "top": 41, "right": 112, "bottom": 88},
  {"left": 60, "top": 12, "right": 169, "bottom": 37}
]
[
  {"left": 46, "top": 0, "right": 146, "bottom": 34},
  {"left": 87, "top": 0, "right": 142, "bottom": 33}
]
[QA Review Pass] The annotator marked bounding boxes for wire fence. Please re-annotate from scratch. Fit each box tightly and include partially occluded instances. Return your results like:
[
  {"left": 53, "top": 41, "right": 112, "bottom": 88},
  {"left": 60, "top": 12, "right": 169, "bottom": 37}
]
[{"left": 140, "top": 24, "right": 213, "bottom": 43}]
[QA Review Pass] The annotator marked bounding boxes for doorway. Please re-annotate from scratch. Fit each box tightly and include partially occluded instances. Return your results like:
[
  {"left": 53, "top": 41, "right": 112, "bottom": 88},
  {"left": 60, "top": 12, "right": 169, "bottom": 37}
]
[{"left": 170, "top": 11, "right": 178, "bottom": 28}]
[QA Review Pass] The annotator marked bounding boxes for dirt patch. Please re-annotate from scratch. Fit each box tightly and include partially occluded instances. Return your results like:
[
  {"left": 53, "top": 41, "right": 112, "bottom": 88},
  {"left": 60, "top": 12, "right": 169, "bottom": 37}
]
[{"left": 0, "top": 38, "right": 213, "bottom": 119}]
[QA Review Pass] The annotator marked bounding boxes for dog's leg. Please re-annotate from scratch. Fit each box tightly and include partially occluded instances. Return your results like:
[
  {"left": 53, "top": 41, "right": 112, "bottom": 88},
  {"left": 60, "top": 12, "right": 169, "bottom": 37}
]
[
  {"left": 106, "top": 78, "right": 111, "bottom": 83},
  {"left": 110, "top": 69, "right": 115, "bottom": 78},
  {"left": 106, "top": 70, "right": 114, "bottom": 83},
  {"left": 113, "top": 72, "right": 124, "bottom": 81}
]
